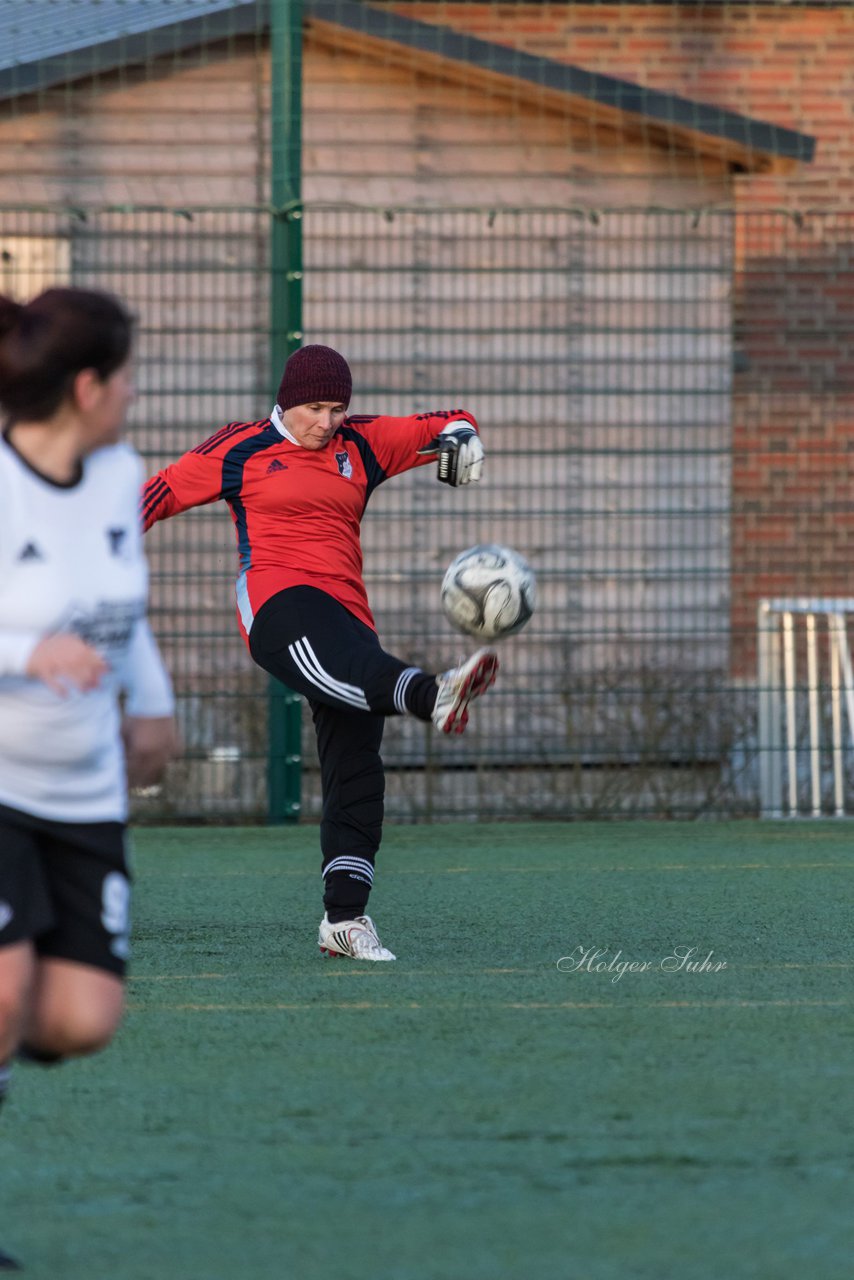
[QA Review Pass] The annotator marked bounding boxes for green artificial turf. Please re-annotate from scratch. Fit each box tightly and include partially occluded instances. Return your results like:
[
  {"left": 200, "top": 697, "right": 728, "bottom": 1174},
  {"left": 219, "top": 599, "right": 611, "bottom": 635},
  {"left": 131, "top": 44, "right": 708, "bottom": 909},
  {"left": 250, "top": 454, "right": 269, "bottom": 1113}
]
[{"left": 4, "top": 822, "right": 853, "bottom": 1279}]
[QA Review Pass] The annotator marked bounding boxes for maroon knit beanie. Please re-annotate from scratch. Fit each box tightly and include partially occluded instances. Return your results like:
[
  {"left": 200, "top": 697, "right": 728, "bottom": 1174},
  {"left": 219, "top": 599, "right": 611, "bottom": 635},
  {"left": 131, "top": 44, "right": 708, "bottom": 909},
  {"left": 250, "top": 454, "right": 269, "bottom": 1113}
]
[{"left": 276, "top": 344, "right": 352, "bottom": 411}]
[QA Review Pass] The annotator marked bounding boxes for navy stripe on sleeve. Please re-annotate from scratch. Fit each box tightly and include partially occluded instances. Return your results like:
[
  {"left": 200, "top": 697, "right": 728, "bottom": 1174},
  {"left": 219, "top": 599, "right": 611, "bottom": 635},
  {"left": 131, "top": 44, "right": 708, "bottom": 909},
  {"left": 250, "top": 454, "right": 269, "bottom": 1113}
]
[
  {"left": 221, "top": 424, "right": 282, "bottom": 570},
  {"left": 193, "top": 421, "right": 263, "bottom": 457},
  {"left": 141, "top": 476, "right": 170, "bottom": 524}
]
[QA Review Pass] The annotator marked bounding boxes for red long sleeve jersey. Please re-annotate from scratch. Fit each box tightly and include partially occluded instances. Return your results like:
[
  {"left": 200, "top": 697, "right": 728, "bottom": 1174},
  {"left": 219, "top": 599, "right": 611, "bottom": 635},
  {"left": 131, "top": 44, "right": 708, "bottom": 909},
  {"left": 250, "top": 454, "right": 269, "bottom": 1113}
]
[{"left": 142, "top": 409, "right": 478, "bottom": 641}]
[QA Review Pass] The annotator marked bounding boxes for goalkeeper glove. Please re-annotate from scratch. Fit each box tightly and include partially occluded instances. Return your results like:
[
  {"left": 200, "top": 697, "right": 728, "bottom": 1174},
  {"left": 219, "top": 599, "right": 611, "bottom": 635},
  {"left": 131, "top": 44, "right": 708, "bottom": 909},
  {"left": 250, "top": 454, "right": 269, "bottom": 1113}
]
[{"left": 417, "top": 421, "right": 484, "bottom": 487}]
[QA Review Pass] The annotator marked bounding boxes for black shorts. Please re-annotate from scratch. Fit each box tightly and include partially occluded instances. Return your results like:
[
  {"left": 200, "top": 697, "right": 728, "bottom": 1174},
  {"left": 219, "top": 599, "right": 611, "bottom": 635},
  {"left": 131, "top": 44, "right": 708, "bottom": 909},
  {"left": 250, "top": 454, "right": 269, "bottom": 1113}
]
[{"left": 0, "top": 802, "right": 131, "bottom": 978}]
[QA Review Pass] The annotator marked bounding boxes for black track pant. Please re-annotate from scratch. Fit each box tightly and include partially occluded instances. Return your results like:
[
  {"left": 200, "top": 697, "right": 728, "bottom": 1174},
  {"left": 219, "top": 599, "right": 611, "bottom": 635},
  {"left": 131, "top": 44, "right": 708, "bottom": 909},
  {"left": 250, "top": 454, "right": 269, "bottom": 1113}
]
[{"left": 249, "top": 586, "right": 437, "bottom": 916}]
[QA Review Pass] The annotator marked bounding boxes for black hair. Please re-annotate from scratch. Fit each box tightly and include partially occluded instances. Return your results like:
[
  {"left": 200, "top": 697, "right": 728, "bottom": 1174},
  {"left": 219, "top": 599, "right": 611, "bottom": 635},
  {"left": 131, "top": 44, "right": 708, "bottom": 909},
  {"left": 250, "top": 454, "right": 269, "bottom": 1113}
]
[{"left": 0, "top": 286, "right": 133, "bottom": 421}]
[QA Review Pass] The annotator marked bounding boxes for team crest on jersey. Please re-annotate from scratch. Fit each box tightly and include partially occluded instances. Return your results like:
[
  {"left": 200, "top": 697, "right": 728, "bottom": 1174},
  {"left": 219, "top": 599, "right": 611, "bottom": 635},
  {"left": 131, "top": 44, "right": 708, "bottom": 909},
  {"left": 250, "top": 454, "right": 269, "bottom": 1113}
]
[{"left": 335, "top": 451, "right": 353, "bottom": 479}]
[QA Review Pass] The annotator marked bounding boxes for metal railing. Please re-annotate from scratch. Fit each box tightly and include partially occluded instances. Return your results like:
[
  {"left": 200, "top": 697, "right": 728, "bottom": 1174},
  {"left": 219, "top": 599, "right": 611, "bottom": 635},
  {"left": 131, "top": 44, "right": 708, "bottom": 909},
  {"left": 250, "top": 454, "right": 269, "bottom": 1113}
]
[{"left": 758, "top": 599, "right": 854, "bottom": 819}]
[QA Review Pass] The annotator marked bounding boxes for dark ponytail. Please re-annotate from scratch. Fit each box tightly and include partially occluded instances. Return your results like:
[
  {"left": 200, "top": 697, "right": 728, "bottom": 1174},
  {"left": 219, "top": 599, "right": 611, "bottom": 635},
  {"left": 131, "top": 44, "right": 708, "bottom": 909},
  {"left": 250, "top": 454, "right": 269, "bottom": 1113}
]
[{"left": 0, "top": 287, "right": 133, "bottom": 421}]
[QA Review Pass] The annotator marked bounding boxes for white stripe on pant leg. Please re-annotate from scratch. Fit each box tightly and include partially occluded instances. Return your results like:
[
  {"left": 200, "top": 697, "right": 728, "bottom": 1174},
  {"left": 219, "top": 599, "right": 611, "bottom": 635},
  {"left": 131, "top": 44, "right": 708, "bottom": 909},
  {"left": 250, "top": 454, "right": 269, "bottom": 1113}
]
[
  {"left": 393, "top": 666, "right": 421, "bottom": 714},
  {"left": 324, "top": 856, "right": 375, "bottom": 884},
  {"left": 293, "top": 636, "right": 371, "bottom": 708},
  {"left": 287, "top": 637, "right": 370, "bottom": 709}
]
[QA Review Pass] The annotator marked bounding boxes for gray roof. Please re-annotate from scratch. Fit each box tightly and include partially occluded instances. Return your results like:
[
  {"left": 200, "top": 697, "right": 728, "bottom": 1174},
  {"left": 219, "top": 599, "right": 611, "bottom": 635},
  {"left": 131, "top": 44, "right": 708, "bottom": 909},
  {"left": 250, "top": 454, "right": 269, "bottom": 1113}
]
[
  {"left": 0, "top": 0, "right": 263, "bottom": 98},
  {"left": 0, "top": 0, "right": 815, "bottom": 168}
]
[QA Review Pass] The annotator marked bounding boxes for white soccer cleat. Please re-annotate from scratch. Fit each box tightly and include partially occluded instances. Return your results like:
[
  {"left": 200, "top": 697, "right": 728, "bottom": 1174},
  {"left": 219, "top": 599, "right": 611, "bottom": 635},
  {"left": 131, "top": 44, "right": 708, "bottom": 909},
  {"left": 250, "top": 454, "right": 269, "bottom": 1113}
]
[
  {"left": 432, "top": 647, "right": 499, "bottom": 735},
  {"left": 318, "top": 914, "right": 396, "bottom": 962}
]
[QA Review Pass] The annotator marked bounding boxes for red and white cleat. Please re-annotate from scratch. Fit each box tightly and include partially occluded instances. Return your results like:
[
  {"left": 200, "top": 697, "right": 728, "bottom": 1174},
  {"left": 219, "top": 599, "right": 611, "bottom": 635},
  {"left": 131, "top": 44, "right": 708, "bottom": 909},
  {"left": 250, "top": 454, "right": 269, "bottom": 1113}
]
[{"left": 431, "top": 648, "right": 498, "bottom": 735}]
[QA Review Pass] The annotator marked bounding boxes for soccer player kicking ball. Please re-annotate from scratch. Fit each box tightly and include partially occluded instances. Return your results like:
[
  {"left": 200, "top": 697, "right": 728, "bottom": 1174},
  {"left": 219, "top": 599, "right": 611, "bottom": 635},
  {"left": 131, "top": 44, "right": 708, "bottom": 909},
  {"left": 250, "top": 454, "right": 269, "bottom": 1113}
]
[{"left": 143, "top": 345, "right": 497, "bottom": 962}]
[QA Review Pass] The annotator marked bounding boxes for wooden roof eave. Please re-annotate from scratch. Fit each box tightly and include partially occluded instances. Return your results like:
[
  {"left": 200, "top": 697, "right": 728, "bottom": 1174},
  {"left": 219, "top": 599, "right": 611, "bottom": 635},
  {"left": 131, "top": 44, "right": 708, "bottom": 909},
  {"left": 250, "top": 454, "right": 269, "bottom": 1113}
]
[{"left": 305, "top": 15, "right": 807, "bottom": 177}]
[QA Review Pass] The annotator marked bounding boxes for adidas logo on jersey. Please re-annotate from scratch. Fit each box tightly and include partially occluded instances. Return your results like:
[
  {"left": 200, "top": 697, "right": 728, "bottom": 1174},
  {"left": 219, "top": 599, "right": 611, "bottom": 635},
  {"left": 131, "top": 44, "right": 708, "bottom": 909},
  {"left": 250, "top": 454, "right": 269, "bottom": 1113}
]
[
  {"left": 266, "top": 459, "right": 288, "bottom": 475},
  {"left": 17, "top": 541, "right": 44, "bottom": 561}
]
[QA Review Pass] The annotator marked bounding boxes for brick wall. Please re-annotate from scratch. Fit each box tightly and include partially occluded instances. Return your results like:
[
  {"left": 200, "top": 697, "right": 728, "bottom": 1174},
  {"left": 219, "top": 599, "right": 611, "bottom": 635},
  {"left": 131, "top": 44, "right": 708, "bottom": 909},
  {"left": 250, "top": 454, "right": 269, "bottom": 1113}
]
[
  {"left": 733, "top": 209, "right": 854, "bottom": 670},
  {"left": 393, "top": 3, "right": 854, "bottom": 673}
]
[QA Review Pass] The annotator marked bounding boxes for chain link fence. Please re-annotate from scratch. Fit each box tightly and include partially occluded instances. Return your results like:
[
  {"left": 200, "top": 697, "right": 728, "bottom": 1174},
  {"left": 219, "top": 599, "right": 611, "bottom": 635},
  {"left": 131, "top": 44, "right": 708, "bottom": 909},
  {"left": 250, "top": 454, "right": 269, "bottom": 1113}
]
[{"left": 1, "top": 203, "right": 851, "bottom": 820}]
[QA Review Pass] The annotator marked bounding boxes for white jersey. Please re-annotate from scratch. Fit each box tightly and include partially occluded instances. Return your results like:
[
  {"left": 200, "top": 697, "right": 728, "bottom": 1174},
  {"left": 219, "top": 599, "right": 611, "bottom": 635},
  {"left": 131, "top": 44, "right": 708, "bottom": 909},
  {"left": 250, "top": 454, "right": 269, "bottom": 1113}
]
[{"left": 0, "top": 433, "right": 174, "bottom": 822}]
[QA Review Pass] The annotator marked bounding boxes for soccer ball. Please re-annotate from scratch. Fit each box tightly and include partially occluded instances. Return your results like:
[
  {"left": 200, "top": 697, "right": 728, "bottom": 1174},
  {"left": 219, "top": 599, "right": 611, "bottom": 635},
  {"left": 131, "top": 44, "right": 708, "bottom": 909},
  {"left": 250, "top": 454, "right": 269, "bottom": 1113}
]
[{"left": 441, "top": 544, "right": 536, "bottom": 641}]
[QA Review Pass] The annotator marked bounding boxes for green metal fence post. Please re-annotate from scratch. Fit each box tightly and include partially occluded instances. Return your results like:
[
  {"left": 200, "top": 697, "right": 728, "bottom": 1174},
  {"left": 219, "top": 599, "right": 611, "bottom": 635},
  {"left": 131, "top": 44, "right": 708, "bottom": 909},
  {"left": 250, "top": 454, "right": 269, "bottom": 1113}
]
[{"left": 268, "top": 0, "right": 304, "bottom": 824}]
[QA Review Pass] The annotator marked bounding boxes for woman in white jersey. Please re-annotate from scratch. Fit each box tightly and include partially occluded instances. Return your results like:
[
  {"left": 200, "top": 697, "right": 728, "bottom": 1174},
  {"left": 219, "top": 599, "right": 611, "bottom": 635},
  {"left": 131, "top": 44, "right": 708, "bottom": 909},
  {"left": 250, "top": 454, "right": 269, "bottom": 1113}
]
[{"left": 0, "top": 287, "right": 178, "bottom": 1272}]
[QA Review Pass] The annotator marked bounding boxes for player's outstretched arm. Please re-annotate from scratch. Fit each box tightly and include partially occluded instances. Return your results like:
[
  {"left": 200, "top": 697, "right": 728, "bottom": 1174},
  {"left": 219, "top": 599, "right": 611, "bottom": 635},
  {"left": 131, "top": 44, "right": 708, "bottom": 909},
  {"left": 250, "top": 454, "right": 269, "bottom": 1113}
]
[
  {"left": 344, "top": 409, "right": 481, "bottom": 486},
  {"left": 141, "top": 431, "right": 236, "bottom": 531}
]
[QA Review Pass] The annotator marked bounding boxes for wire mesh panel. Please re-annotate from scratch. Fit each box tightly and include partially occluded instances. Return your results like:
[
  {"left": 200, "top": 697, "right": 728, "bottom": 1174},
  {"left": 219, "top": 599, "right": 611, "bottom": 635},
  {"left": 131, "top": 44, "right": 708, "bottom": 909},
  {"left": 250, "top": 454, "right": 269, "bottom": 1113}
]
[
  {"left": 123, "top": 208, "right": 273, "bottom": 819},
  {"left": 1, "top": 203, "right": 851, "bottom": 820},
  {"left": 0, "top": 205, "right": 274, "bottom": 819},
  {"left": 300, "top": 204, "right": 735, "bottom": 818}
]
